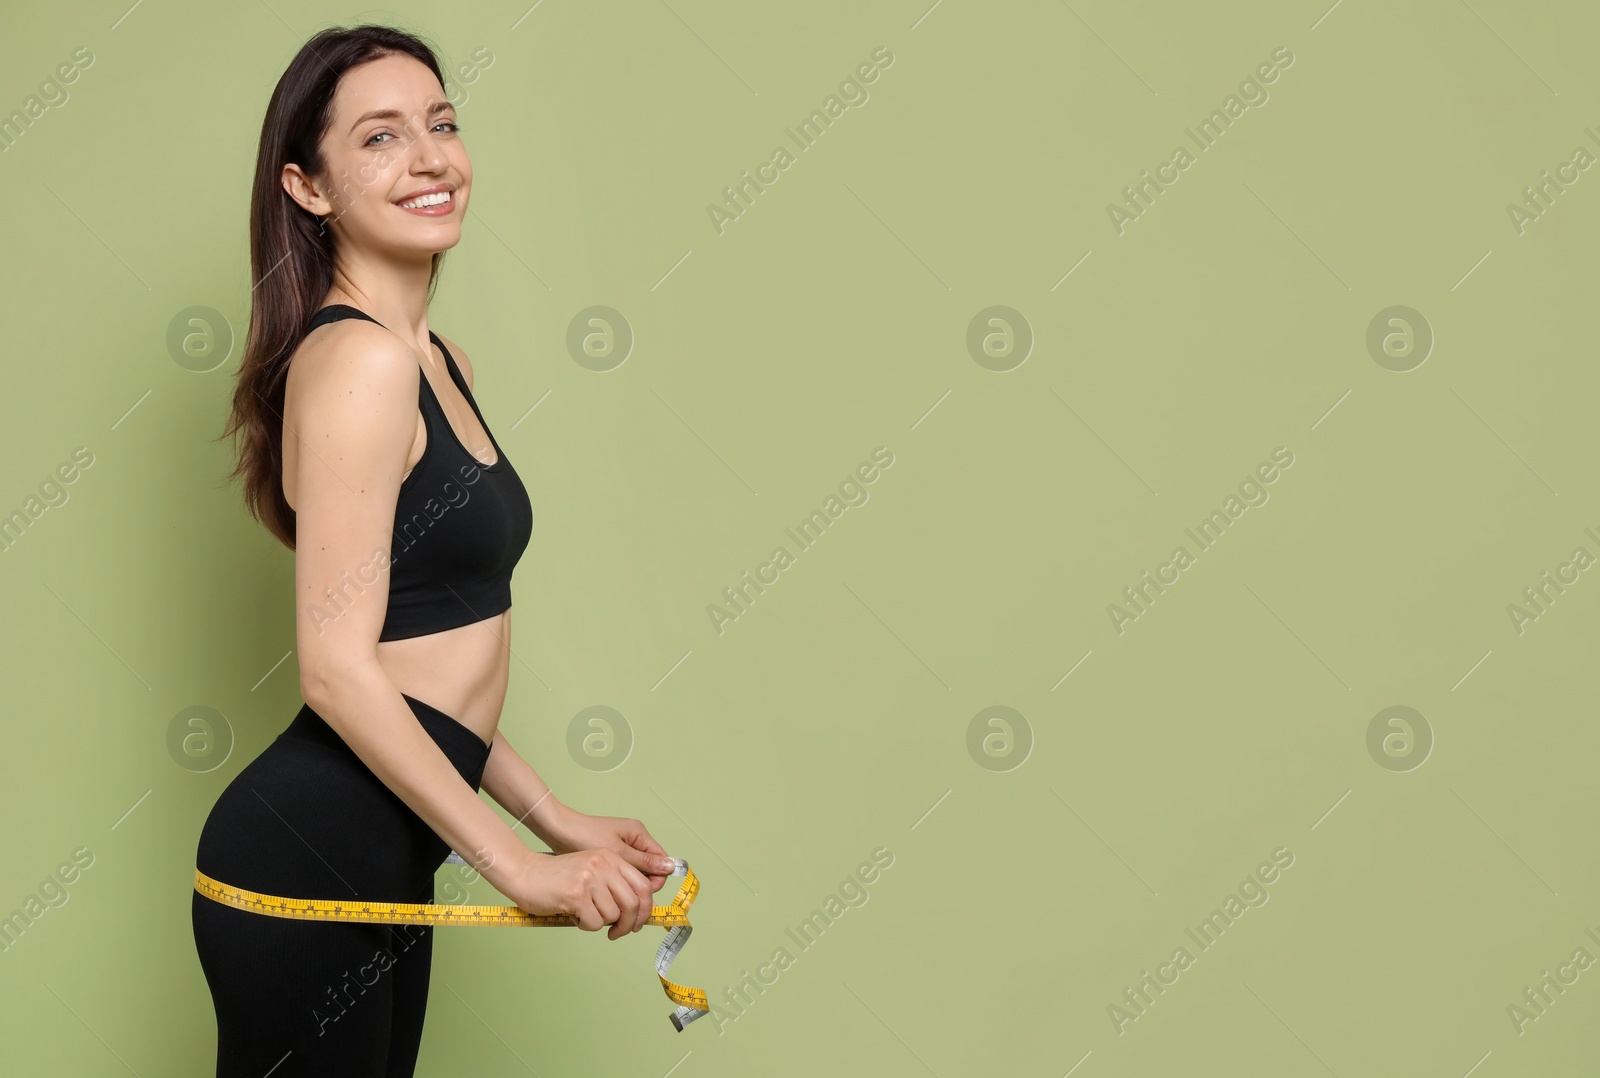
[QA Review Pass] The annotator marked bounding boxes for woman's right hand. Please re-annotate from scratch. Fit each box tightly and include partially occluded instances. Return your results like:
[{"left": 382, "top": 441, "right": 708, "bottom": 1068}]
[{"left": 503, "top": 847, "right": 657, "bottom": 940}]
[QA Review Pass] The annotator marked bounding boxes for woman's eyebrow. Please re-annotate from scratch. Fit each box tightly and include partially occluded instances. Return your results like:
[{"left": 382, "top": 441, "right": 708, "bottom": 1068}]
[{"left": 348, "top": 100, "right": 452, "bottom": 133}]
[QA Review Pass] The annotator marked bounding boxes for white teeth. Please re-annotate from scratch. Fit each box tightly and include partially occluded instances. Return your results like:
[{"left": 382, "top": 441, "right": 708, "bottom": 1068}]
[{"left": 398, "top": 190, "right": 451, "bottom": 209}]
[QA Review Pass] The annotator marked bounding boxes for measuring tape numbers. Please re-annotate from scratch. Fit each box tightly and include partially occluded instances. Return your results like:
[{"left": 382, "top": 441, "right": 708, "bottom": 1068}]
[{"left": 193, "top": 854, "right": 708, "bottom": 1031}]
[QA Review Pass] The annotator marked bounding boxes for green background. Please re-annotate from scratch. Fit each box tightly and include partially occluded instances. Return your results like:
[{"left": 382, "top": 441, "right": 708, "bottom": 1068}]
[{"left": 2, "top": 0, "right": 1598, "bottom": 1074}]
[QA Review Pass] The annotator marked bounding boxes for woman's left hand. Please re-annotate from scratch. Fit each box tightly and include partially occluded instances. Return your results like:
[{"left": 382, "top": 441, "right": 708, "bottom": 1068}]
[{"left": 546, "top": 807, "right": 675, "bottom": 894}]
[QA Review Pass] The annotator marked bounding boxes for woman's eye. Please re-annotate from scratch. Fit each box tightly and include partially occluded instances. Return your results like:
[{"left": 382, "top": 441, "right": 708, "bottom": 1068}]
[{"left": 363, "top": 121, "right": 458, "bottom": 147}]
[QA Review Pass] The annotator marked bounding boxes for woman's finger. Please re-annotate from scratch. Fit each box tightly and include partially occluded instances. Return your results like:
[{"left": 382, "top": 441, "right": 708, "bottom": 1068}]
[
  {"left": 604, "top": 873, "right": 640, "bottom": 941},
  {"left": 617, "top": 842, "right": 676, "bottom": 879},
  {"left": 621, "top": 819, "right": 666, "bottom": 857}
]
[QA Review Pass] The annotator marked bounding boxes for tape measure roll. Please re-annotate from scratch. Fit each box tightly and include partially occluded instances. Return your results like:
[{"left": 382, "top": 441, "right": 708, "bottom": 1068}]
[{"left": 193, "top": 854, "right": 708, "bottom": 1031}]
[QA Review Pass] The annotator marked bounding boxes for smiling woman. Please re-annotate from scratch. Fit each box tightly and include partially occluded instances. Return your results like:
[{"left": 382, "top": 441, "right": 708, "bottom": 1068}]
[{"left": 195, "top": 24, "right": 678, "bottom": 1078}]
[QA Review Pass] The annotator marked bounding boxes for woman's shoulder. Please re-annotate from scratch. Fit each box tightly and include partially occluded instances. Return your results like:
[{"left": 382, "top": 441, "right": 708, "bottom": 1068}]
[{"left": 289, "top": 315, "right": 418, "bottom": 400}]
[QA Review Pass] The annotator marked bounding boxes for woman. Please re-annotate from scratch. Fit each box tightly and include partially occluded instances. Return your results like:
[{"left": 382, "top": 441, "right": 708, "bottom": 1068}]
[{"left": 195, "top": 24, "right": 675, "bottom": 1076}]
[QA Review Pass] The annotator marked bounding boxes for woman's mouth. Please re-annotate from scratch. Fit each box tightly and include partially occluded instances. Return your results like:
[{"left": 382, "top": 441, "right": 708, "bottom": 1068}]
[{"left": 394, "top": 189, "right": 454, "bottom": 216}]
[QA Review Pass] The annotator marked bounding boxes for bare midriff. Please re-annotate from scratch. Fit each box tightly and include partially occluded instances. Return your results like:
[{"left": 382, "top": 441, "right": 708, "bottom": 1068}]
[{"left": 375, "top": 617, "right": 511, "bottom": 747}]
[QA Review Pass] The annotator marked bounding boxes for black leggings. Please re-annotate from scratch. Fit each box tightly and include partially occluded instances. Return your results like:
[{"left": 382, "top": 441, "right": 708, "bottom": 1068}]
[{"left": 191, "top": 693, "right": 492, "bottom": 1077}]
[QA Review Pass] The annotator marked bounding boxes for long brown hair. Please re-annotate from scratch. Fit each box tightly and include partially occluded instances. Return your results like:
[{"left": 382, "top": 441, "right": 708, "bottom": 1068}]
[{"left": 220, "top": 24, "right": 447, "bottom": 549}]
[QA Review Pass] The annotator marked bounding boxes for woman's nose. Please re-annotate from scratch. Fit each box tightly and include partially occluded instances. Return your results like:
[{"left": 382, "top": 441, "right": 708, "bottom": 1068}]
[{"left": 412, "top": 129, "right": 449, "bottom": 172}]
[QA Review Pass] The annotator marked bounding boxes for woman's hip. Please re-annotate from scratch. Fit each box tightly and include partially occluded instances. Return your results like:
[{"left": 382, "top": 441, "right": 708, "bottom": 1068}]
[{"left": 194, "top": 693, "right": 492, "bottom": 903}]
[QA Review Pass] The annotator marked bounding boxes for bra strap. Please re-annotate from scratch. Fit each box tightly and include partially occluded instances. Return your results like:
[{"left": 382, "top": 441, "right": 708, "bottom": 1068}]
[{"left": 306, "top": 304, "right": 385, "bottom": 332}]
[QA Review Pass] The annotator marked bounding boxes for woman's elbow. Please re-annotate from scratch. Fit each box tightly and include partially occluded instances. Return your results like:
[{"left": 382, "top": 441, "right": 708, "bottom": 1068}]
[
  {"left": 298, "top": 649, "right": 376, "bottom": 710},
  {"left": 298, "top": 665, "right": 334, "bottom": 711}
]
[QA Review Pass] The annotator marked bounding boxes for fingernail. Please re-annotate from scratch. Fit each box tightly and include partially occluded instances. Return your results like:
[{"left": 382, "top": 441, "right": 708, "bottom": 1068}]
[{"left": 659, "top": 858, "right": 676, "bottom": 873}]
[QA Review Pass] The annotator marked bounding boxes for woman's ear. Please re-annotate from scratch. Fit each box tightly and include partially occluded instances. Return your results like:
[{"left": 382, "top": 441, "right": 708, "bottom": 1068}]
[{"left": 281, "top": 163, "right": 332, "bottom": 217}]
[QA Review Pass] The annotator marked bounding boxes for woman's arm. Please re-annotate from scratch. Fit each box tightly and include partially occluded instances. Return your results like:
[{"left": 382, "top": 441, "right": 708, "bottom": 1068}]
[
  {"left": 480, "top": 727, "right": 571, "bottom": 847},
  {"left": 290, "top": 321, "right": 534, "bottom": 893},
  {"left": 481, "top": 729, "right": 673, "bottom": 884}
]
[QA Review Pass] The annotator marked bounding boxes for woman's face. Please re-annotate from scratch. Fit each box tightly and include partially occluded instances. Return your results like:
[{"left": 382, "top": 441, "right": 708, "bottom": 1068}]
[{"left": 286, "top": 52, "right": 471, "bottom": 261}]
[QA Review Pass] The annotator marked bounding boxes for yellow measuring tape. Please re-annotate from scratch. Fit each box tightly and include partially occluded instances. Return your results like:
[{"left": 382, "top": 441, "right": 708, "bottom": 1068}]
[{"left": 193, "top": 855, "right": 708, "bottom": 1030}]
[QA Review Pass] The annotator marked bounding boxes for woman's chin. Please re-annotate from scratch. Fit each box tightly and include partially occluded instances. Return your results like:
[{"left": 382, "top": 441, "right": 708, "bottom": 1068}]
[{"left": 371, "top": 231, "right": 464, "bottom": 259}]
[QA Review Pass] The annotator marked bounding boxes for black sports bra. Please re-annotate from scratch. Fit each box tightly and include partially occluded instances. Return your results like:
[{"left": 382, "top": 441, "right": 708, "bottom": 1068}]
[{"left": 304, "top": 304, "right": 534, "bottom": 641}]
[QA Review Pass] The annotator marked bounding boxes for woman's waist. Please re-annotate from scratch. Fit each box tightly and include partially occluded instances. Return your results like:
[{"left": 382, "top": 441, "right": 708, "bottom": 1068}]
[
  {"left": 279, "top": 683, "right": 498, "bottom": 777},
  {"left": 373, "top": 633, "right": 509, "bottom": 745}
]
